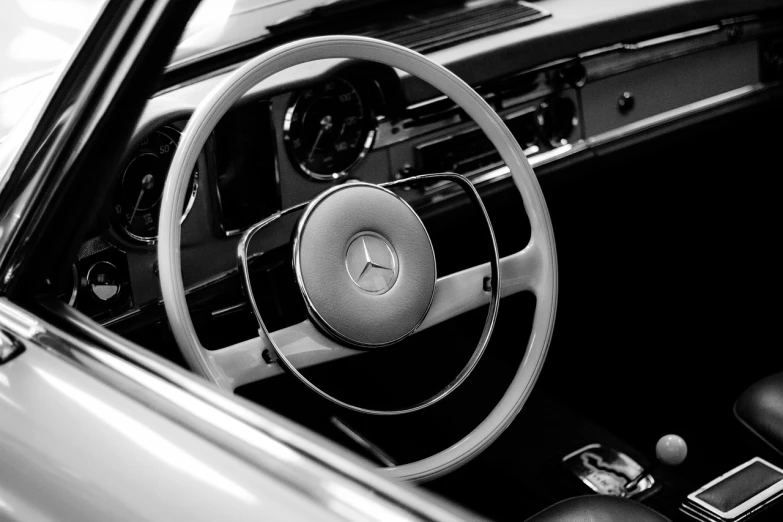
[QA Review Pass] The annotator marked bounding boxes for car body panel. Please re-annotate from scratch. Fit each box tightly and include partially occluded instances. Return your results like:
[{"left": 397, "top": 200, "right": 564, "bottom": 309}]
[
  {"left": 0, "top": 298, "right": 478, "bottom": 521},
  {"left": 0, "top": 340, "right": 340, "bottom": 522}
]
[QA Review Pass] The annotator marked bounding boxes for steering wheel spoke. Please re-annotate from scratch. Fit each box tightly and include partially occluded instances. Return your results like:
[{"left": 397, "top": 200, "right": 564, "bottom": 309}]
[
  {"left": 417, "top": 242, "right": 543, "bottom": 333},
  {"left": 211, "top": 240, "right": 542, "bottom": 390},
  {"left": 210, "top": 320, "right": 359, "bottom": 390}
]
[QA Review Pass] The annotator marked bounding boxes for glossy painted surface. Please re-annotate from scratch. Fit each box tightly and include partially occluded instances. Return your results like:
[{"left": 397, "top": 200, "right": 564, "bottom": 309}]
[
  {"left": 0, "top": 298, "right": 477, "bottom": 521},
  {"left": 0, "top": 337, "right": 344, "bottom": 521}
]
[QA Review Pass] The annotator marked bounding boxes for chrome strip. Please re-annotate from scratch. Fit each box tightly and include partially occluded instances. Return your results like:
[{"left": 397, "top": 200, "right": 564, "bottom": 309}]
[
  {"left": 423, "top": 83, "right": 777, "bottom": 202},
  {"left": 330, "top": 417, "right": 397, "bottom": 468},
  {"left": 631, "top": 26, "right": 721, "bottom": 50},
  {"left": 210, "top": 302, "right": 246, "bottom": 318},
  {"left": 579, "top": 24, "right": 722, "bottom": 60},
  {"left": 416, "top": 141, "right": 587, "bottom": 205}
]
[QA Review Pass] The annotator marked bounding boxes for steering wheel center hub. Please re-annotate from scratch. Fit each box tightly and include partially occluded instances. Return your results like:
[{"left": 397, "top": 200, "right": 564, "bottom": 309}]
[{"left": 293, "top": 183, "right": 436, "bottom": 348}]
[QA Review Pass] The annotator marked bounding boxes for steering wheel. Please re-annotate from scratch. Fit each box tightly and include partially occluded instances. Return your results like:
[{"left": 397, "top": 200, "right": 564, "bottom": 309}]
[{"left": 159, "top": 36, "right": 557, "bottom": 482}]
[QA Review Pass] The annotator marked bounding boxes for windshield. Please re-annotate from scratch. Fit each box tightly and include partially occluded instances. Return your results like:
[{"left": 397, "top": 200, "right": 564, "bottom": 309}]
[
  {"left": 0, "top": 0, "right": 514, "bottom": 138},
  {"left": 0, "top": 0, "right": 106, "bottom": 139},
  {"left": 174, "top": 0, "right": 488, "bottom": 67},
  {"left": 176, "top": 0, "right": 336, "bottom": 65}
]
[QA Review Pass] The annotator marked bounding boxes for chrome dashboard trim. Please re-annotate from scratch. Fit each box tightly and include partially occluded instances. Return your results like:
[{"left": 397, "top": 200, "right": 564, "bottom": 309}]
[
  {"left": 417, "top": 81, "right": 778, "bottom": 206},
  {"left": 586, "top": 83, "right": 773, "bottom": 147},
  {"left": 580, "top": 25, "right": 722, "bottom": 60},
  {"left": 417, "top": 141, "right": 587, "bottom": 204},
  {"left": 631, "top": 26, "right": 721, "bottom": 50}
]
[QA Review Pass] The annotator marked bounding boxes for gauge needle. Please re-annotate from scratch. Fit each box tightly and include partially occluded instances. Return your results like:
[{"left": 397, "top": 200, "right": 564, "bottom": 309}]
[
  {"left": 129, "top": 189, "right": 145, "bottom": 224},
  {"left": 308, "top": 115, "right": 334, "bottom": 163},
  {"left": 308, "top": 129, "right": 325, "bottom": 163}
]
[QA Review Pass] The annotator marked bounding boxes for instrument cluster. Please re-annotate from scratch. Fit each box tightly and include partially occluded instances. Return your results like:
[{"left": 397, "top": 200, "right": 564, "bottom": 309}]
[
  {"left": 56, "top": 60, "right": 578, "bottom": 324},
  {"left": 55, "top": 68, "right": 390, "bottom": 322}
]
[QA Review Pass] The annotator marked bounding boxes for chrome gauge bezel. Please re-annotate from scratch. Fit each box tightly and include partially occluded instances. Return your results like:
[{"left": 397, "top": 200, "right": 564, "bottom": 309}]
[
  {"left": 283, "top": 77, "right": 377, "bottom": 181},
  {"left": 86, "top": 260, "right": 122, "bottom": 303},
  {"left": 114, "top": 126, "right": 200, "bottom": 245}
]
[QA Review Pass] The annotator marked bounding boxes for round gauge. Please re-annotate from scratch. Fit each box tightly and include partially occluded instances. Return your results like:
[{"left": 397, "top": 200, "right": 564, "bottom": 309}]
[
  {"left": 113, "top": 127, "right": 199, "bottom": 243},
  {"left": 284, "top": 77, "right": 376, "bottom": 180},
  {"left": 87, "top": 261, "right": 121, "bottom": 302}
]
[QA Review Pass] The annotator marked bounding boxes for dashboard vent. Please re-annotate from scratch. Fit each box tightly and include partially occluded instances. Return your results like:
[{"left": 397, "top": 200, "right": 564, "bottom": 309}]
[
  {"left": 268, "top": 1, "right": 549, "bottom": 55},
  {"left": 359, "top": 1, "right": 549, "bottom": 54}
]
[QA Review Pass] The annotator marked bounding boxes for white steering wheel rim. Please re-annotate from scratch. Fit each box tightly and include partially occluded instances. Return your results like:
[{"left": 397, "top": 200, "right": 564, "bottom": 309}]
[{"left": 158, "top": 36, "right": 557, "bottom": 482}]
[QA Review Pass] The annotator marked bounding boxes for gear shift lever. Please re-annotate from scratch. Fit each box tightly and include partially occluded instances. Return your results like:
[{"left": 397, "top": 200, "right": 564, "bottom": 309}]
[
  {"left": 625, "top": 434, "right": 687, "bottom": 493},
  {"left": 656, "top": 434, "right": 688, "bottom": 466}
]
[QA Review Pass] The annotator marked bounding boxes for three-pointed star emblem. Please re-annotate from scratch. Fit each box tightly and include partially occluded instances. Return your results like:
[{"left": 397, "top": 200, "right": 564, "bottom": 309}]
[{"left": 345, "top": 234, "right": 397, "bottom": 293}]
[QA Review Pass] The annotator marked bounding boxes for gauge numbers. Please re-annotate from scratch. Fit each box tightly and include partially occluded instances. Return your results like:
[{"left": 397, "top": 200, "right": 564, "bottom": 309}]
[
  {"left": 284, "top": 77, "right": 376, "bottom": 180},
  {"left": 113, "top": 127, "right": 198, "bottom": 243}
]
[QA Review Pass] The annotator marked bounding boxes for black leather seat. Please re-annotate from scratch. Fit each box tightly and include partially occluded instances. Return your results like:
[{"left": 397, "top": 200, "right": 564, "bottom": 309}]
[
  {"left": 735, "top": 372, "right": 783, "bottom": 454},
  {"left": 524, "top": 496, "right": 671, "bottom": 522}
]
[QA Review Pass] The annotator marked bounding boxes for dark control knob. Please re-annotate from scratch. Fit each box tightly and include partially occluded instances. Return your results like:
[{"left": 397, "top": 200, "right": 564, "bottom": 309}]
[
  {"left": 537, "top": 97, "right": 577, "bottom": 147},
  {"left": 617, "top": 92, "right": 635, "bottom": 115},
  {"left": 560, "top": 63, "right": 588, "bottom": 88}
]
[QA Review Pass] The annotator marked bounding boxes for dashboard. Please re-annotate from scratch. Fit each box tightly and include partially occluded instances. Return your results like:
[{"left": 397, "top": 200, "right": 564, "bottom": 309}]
[{"left": 54, "top": 3, "right": 783, "bottom": 348}]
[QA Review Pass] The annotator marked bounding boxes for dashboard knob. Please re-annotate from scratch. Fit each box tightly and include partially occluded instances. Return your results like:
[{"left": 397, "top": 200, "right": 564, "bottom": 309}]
[
  {"left": 537, "top": 97, "right": 577, "bottom": 147},
  {"left": 559, "top": 63, "right": 588, "bottom": 88},
  {"left": 656, "top": 434, "right": 688, "bottom": 466},
  {"left": 617, "top": 92, "right": 635, "bottom": 115}
]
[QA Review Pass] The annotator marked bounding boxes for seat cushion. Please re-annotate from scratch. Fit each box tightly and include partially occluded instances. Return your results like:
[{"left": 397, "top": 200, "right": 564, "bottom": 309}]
[
  {"left": 735, "top": 372, "right": 783, "bottom": 454},
  {"left": 524, "top": 495, "right": 671, "bottom": 522}
]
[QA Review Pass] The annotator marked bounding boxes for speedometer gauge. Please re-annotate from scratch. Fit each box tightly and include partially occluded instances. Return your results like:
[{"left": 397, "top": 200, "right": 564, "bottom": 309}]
[
  {"left": 284, "top": 77, "right": 376, "bottom": 180},
  {"left": 113, "top": 127, "right": 199, "bottom": 243}
]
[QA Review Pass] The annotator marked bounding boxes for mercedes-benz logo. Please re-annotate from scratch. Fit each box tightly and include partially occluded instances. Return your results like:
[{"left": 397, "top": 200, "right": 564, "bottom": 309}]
[{"left": 345, "top": 233, "right": 398, "bottom": 294}]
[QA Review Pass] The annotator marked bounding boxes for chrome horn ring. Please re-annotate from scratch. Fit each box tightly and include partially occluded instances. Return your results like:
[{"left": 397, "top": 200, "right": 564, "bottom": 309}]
[{"left": 238, "top": 174, "right": 499, "bottom": 415}]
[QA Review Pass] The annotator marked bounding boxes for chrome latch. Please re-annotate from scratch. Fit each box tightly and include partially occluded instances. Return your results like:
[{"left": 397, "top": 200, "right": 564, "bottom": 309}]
[{"left": 0, "top": 330, "right": 25, "bottom": 364}]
